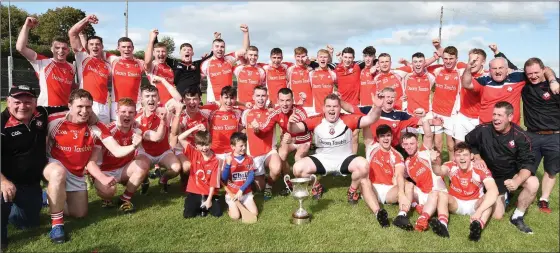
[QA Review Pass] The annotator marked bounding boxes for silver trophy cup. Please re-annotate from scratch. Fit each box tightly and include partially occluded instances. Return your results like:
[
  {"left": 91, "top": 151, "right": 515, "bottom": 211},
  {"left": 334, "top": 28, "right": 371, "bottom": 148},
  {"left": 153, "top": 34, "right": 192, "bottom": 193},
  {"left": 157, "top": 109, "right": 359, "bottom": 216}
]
[{"left": 284, "top": 174, "right": 317, "bottom": 225}]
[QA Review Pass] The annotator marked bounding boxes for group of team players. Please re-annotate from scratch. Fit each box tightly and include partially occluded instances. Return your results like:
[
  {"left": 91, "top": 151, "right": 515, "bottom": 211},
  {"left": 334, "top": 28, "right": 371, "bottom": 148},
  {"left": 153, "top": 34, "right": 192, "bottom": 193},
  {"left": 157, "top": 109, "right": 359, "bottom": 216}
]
[{"left": 3, "top": 13, "right": 560, "bottom": 246}]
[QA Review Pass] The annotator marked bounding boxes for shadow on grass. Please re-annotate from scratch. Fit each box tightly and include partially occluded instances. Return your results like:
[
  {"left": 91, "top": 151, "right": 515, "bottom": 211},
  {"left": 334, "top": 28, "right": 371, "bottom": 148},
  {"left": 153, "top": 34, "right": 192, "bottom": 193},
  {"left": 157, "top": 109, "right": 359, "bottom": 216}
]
[{"left": 309, "top": 199, "right": 335, "bottom": 216}]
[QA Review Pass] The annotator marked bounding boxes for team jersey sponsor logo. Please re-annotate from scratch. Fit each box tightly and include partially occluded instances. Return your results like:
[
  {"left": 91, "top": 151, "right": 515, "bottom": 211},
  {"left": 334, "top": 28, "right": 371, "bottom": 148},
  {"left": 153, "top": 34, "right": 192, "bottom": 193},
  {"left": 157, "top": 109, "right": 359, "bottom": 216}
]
[
  {"left": 11, "top": 131, "right": 22, "bottom": 136},
  {"left": 232, "top": 171, "right": 248, "bottom": 181}
]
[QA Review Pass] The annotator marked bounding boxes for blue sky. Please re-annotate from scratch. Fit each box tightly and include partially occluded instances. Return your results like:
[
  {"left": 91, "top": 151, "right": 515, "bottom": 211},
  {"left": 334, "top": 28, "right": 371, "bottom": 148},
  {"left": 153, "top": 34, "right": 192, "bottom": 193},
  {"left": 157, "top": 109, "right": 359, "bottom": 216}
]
[{"left": 10, "top": 1, "right": 560, "bottom": 72}]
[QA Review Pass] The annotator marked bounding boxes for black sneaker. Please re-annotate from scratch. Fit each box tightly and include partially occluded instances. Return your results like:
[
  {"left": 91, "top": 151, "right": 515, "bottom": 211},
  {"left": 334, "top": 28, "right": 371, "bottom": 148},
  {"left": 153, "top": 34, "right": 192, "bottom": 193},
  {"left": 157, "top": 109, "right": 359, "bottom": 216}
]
[
  {"left": 429, "top": 217, "right": 449, "bottom": 238},
  {"left": 140, "top": 178, "right": 150, "bottom": 195},
  {"left": 376, "top": 209, "right": 390, "bottom": 228},
  {"left": 392, "top": 215, "right": 413, "bottom": 231},
  {"left": 159, "top": 178, "right": 169, "bottom": 193},
  {"left": 347, "top": 189, "right": 360, "bottom": 205},
  {"left": 510, "top": 215, "right": 533, "bottom": 234},
  {"left": 469, "top": 220, "right": 483, "bottom": 242}
]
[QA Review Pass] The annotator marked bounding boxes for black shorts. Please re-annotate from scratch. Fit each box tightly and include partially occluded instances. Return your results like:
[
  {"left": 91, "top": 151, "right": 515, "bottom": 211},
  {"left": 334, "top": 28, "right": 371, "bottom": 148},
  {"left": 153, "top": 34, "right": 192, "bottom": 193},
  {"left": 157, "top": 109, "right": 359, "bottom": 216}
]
[
  {"left": 183, "top": 192, "right": 223, "bottom": 218},
  {"left": 493, "top": 175, "right": 517, "bottom": 196},
  {"left": 527, "top": 132, "right": 560, "bottom": 176},
  {"left": 310, "top": 154, "right": 358, "bottom": 176}
]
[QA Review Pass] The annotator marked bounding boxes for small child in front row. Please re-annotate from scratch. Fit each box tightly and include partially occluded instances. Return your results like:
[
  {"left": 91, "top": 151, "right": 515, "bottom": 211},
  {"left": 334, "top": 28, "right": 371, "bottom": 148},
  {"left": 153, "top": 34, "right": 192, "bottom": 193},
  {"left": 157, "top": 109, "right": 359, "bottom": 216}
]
[{"left": 221, "top": 132, "right": 259, "bottom": 220}]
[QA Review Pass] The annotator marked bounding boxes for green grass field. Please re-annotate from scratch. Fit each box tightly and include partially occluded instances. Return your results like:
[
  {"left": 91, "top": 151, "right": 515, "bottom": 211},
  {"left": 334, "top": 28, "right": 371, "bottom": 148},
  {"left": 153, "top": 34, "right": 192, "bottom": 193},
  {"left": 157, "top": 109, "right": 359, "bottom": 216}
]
[{"left": 2, "top": 99, "right": 559, "bottom": 252}]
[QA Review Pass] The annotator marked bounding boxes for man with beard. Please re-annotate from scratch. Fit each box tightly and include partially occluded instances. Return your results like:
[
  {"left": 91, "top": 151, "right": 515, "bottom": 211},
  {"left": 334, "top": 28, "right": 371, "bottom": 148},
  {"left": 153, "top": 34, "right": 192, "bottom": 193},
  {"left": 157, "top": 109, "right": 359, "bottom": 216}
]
[
  {"left": 135, "top": 85, "right": 182, "bottom": 194},
  {"left": 201, "top": 25, "right": 250, "bottom": 103},
  {"left": 43, "top": 89, "right": 139, "bottom": 243},
  {"left": 68, "top": 14, "right": 112, "bottom": 123},
  {"left": 465, "top": 101, "right": 538, "bottom": 234},
  {"left": 16, "top": 17, "right": 75, "bottom": 107},
  {"left": 243, "top": 86, "right": 283, "bottom": 200}
]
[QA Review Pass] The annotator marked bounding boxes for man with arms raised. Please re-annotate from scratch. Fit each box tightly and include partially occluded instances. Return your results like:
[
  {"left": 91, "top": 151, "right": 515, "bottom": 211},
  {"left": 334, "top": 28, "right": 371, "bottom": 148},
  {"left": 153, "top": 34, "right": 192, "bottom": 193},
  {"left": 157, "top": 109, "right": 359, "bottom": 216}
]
[
  {"left": 44, "top": 89, "right": 138, "bottom": 243},
  {"left": 1, "top": 85, "right": 69, "bottom": 250},
  {"left": 135, "top": 85, "right": 182, "bottom": 194},
  {"left": 235, "top": 45, "right": 266, "bottom": 104},
  {"left": 288, "top": 93, "right": 391, "bottom": 227},
  {"left": 430, "top": 142, "right": 499, "bottom": 241},
  {"left": 107, "top": 37, "right": 145, "bottom": 121},
  {"left": 257, "top": 88, "right": 312, "bottom": 194},
  {"left": 465, "top": 101, "right": 538, "bottom": 234},
  {"left": 16, "top": 17, "right": 75, "bottom": 107},
  {"left": 68, "top": 14, "right": 112, "bottom": 123},
  {"left": 201, "top": 24, "right": 250, "bottom": 103},
  {"left": 93, "top": 98, "right": 152, "bottom": 213},
  {"left": 244, "top": 86, "right": 283, "bottom": 200}
]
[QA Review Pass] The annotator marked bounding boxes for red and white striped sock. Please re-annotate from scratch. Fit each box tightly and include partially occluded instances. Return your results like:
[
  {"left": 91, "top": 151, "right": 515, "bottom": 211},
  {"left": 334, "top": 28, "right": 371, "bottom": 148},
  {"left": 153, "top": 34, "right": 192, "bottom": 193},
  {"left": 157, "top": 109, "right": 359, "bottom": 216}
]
[
  {"left": 51, "top": 211, "right": 64, "bottom": 227},
  {"left": 120, "top": 190, "right": 134, "bottom": 202},
  {"left": 438, "top": 214, "right": 449, "bottom": 228}
]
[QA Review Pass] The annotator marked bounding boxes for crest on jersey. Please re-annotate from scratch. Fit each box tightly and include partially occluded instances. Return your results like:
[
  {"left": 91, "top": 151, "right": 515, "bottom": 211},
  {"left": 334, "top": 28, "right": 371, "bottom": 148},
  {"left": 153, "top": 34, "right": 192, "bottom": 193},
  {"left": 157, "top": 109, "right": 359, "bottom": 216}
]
[
  {"left": 247, "top": 71, "right": 253, "bottom": 76},
  {"left": 36, "top": 120, "right": 43, "bottom": 128},
  {"left": 460, "top": 178, "right": 469, "bottom": 187},
  {"left": 392, "top": 123, "right": 397, "bottom": 128},
  {"left": 348, "top": 68, "right": 353, "bottom": 74},
  {"left": 543, "top": 92, "right": 551, "bottom": 100},
  {"left": 508, "top": 140, "right": 515, "bottom": 148},
  {"left": 445, "top": 76, "right": 450, "bottom": 80},
  {"left": 329, "top": 127, "right": 335, "bottom": 135},
  {"left": 507, "top": 86, "right": 513, "bottom": 92}
]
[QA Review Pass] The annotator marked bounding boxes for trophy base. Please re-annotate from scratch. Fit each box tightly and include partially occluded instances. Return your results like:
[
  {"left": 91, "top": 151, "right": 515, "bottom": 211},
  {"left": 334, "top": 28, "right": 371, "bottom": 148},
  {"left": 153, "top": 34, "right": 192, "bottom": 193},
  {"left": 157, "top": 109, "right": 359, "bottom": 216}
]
[{"left": 292, "top": 214, "right": 311, "bottom": 225}]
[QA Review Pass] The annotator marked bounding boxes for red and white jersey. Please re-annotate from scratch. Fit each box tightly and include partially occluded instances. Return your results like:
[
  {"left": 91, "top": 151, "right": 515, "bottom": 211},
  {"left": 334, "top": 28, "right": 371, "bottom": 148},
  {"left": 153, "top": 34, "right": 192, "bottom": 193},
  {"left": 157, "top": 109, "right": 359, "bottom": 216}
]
[
  {"left": 309, "top": 68, "right": 337, "bottom": 112},
  {"left": 98, "top": 123, "right": 140, "bottom": 171},
  {"left": 201, "top": 53, "right": 237, "bottom": 103},
  {"left": 47, "top": 112, "right": 111, "bottom": 177},
  {"left": 404, "top": 145, "right": 446, "bottom": 194},
  {"left": 360, "top": 67, "right": 377, "bottom": 106},
  {"left": 184, "top": 143, "right": 220, "bottom": 195},
  {"left": 459, "top": 70, "right": 486, "bottom": 119},
  {"left": 135, "top": 110, "right": 171, "bottom": 156},
  {"left": 304, "top": 114, "right": 362, "bottom": 156},
  {"left": 287, "top": 64, "right": 313, "bottom": 107},
  {"left": 474, "top": 71, "right": 526, "bottom": 124},
  {"left": 374, "top": 72, "right": 404, "bottom": 110},
  {"left": 147, "top": 61, "right": 175, "bottom": 104},
  {"left": 108, "top": 55, "right": 145, "bottom": 104},
  {"left": 29, "top": 54, "right": 75, "bottom": 107},
  {"left": 234, "top": 65, "right": 266, "bottom": 103},
  {"left": 367, "top": 143, "right": 404, "bottom": 185},
  {"left": 260, "top": 62, "right": 293, "bottom": 105},
  {"left": 178, "top": 110, "right": 210, "bottom": 145},
  {"left": 259, "top": 106, "right": 311, "bottom": 144},
  {"left": 242, "top": 108, "right": 277, "bottom": 157},
  {"left": 403, "top": 72, "right": 435, "bottom": 115},
  {"left": 225, "top": 154, "right": 255, "bottom": 194},
  {"left": 431, "top": 66, "right": 464, "bottom": 117},
  {"left": 444, "top": 161, "right": 493, "bottom": 201},
  {"left": 335, "top": 63, "right": 362, "bottom": 105},
  {"left": 75, "top": 49, "right": 111, "bottom": 104},
  {"left": 207, "top": 106, "right": 243, "bottom": 154}
]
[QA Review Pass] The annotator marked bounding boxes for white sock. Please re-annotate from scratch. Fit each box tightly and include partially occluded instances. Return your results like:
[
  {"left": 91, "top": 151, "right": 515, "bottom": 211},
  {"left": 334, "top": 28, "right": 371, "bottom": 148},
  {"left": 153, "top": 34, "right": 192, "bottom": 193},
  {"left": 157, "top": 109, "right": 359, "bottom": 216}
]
[
  {"left": 441, "top": 221, "right": 448, "bottom": 228},
  {"left": 539, "top": 197, "right": 548, "bottom": 202},
  {"left": 398, "top": 211, "right": 407, "bottom": 217},
  {"left": 512, "top": 208, "right": 525, "bottom": 220}
]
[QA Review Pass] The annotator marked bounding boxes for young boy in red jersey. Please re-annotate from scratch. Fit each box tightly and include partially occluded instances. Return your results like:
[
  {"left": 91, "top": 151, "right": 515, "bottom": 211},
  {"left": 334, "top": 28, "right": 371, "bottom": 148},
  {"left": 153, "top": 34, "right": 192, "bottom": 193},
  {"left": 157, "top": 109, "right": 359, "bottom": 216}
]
[{"left": 222, "top": 132, "right": 259, "bottom": 220}]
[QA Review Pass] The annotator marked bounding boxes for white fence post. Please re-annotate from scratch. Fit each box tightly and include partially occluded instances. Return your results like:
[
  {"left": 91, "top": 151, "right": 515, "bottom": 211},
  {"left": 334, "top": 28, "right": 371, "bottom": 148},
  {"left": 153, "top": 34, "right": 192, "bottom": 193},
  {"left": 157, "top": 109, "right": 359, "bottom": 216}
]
[{"left": 8, "top": 56, "right": 14, "bottom": 89}]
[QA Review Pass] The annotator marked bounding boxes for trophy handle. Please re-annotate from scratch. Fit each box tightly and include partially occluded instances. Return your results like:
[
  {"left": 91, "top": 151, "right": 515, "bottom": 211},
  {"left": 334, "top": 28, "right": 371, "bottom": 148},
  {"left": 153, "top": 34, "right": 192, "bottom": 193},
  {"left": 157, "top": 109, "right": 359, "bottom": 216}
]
[
  {"left": 283, "top": 174, "right": 291, "bottom": 193},
  {"left": 310, "top": 174, "right": 317, "bottom": 187}
]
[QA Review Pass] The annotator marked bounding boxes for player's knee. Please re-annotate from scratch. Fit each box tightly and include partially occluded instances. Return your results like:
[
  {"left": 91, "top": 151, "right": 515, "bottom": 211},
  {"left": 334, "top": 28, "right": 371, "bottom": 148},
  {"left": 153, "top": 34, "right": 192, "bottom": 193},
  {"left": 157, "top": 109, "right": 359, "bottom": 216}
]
[
  {"left": 48, "top": 166, "right": 67, "bottom": 184},
  {"left": 182, "top": 161, "right": 191, "bottom": 173},
  {"left": 492, "top": 210, "right": 504, "bottom": 220},
  {"left": 229, "top": 211, "right": 240, "bottom": 220},
  {"left": 525, "top": 176, "right": 539, "bottom": 193},
  {"left": 71, "top": 209, "right": 88, "bottom": 218},
  {"left": 353, "top": 158, "right": 369, "bottom": 178},
  {"left": 429, "top": 191, "right": 439, "bottom": 200},
  {"left": 171, "top": 162, "right": 182, "bottom": 173},
  {"left": 438, "top": 191, "right": 448, "bottom": 200}
]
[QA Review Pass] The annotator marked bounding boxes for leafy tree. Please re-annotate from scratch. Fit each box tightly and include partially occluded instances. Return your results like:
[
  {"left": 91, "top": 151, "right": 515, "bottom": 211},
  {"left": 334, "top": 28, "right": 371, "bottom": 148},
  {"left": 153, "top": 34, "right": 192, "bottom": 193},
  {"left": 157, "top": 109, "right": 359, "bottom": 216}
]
[
  {"left": 35, "top": 6, "right": 95, "bottom": 44},
  {"left": 134, "top": 50, "right": 145, "bottom": 59},
  {"left": 159, "top": 36, "right": 175, "bottom": 55}
]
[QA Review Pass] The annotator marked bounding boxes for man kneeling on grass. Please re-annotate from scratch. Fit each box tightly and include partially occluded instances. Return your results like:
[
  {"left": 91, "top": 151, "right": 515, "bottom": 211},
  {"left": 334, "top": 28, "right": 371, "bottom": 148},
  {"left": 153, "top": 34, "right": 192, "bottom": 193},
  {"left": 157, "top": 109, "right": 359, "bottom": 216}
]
[
  {"left": 430, "top": 142, "right": 499, "bottom": 241},
  {"left": 222, "top": 132, "right": 259, "bottom": 220}
]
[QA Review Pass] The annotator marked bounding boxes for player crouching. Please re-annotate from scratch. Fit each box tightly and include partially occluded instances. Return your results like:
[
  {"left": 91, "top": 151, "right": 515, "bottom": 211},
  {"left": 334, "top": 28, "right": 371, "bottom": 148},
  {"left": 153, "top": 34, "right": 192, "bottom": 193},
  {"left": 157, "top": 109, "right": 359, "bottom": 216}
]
[
  {"left": 289, "top": 93, "right": 391, "bottom": 227},
  {"left": 365, "top": 124, "right": 415, "bottom": 230},
  {"left": 431, "top": 142, "right": 499, "bottom": 241},
  {"left": 222, "top": 132, "right": 259, "bottom": 220},
  {"left": 93, "top": 98, "right": 147, "bottom": 213}
]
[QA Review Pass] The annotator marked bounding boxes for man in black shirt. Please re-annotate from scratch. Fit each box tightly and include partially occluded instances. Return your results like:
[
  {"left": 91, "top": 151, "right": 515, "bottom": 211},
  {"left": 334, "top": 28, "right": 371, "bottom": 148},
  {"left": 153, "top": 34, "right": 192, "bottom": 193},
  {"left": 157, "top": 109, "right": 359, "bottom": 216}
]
[
  {"left": 1, "top": 86, "right": 67, "bottom": 250},
  {"left": 166, "top": 40, "right": 214, "bottom": 96},
  {"left": 465, "top": 101, "right": 538, "bottom": 234},
  {"left": 521, "top": 57, "right": 560, "bottom": 214}
]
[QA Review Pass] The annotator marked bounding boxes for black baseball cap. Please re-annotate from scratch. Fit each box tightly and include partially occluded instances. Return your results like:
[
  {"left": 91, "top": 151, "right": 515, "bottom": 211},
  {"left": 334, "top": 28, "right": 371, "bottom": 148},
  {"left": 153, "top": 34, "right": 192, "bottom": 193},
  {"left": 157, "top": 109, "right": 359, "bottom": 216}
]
[{"left": 9, "top": 85, "right": 37, "bottom": 98}]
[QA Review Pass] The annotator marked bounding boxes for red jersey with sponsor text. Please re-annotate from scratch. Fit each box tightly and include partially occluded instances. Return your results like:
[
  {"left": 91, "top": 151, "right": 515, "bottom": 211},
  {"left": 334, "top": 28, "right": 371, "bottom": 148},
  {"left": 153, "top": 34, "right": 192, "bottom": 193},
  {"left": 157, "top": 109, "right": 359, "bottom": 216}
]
[
  {"left": 75, "top": 49, "right": 111, "bottom": 104},
  {"left": 310, "top": 68, "right": 337, "bottom": 112},
  {"left": 432, "top": 66, "right": 462, "bottom": 117},
  {"left": 109, "top": 56, "right": 144, "bottom": 103},
  {"left": 444, "top": 161, "right": 493, "bottom": 201},
  {"left": 98, "top": 122, "right": 138, "bottom": 171},
  {"left": 234, "top": 65, "right": 266, "bottom": 103},
  {"left": 374, "top": 72, "right": 404, "bottom": 110},
  {"left": 368, "top": 145, "right": 404, "bottom": 185},
  {"left": 135, "top": 110, "right": 171, "bottom": 156},
  {"left": 404, "top": 146, "right": 445, "bottom": 193},
  {"left": 208, "top": 107, "right": 243, "bottom": 154},
  {"left": 243, "top": 108, "right": 276, "bottom": 157},
  {"left": 287, "top": 64, "right": 313, "bottom": 107},
  {"left": 31, "top": 54, "right": 75, "bottom": 106},
  {"left": 360, "top": 67, "right": 377, "bottom": 105},
  {"left": 147, "top": 62, "right": 175, "bottom": 104},
  {"left": 335, "top": 63, "right": 361, "bottom": 105},
  {"left": 259, "top": 106, "right": 311, "bottom": 144},
  {"left": 261, "top": 62, "right": 292, "bottom": 104},
  {"left": 225, "top": 154, "right": 255, "bottom": 194},
  {"left": 474, "top": 71, "right": 526, "bottom": 124}
]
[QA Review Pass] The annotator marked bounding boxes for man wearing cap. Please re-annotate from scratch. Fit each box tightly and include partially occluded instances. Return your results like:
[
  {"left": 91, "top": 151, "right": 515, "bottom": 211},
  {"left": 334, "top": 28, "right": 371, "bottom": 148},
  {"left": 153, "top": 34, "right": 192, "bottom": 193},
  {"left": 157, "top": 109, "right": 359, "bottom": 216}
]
[{"left": 1, "top": 85, "right": 68, "bottom": 250}]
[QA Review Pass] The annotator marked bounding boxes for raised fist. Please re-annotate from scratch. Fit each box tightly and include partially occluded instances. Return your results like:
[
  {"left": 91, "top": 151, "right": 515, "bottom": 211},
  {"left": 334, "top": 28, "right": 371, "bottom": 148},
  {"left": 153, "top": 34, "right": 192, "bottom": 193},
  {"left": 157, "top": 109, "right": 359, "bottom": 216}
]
[
  {"left": 240, "top": 24, "right": 249, "bottom": 33},
  {"left": 25, "top": 17, "right": 39, "bottom": 29},
  {"left": 213, "top": 32, "right": 221, "bottom": 40},
  {"left": 196, "top": 123, "right": 206, "bottom": 132},
  {"left": 488, "top": 44, "right": 498, "bottom": 53},
  {"left": 432, "top": 38, "right": 441, "bottom": 48},
  {"left": 150, "top": 29, "right": 159, "bottom": 41},
  {"left": 326, "top": 45, "right": 334, "bottom": 54},
  {"left": 86, "top": 14, "right": 99, "bottom": 24}
]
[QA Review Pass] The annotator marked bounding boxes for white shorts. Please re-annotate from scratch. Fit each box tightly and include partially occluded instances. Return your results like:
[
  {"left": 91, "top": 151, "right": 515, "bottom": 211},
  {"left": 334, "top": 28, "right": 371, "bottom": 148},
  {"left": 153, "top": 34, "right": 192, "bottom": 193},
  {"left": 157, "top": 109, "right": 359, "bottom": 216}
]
[
  {"left": 252, "top": 149, "right": 278, "bottom": 176},
  {"left": 309, "top": 153, "right": 356, "bottom": 176},
  {"left": 174, "top": 144, "right": 184, "bottom": 156},
  {"left": 137, "top": 147, "right": 174, "bottom": 166},
  {"left": 414, "top": 185, "right": 447, "bottom": 205},
  {"left": 304, "top": 106, "right": 320, "bottom": 117},
  {"left": 373, "top": 183, "right": 395, "bottom": 204},
  {"left": 92, "top": 101, "right": 110, "bottom": 124},
  {"left": 48, "top": 158, "right": 87, "bottom": 192},
  {"left": 453, "top": 197, "right": 478, "bottom": 215},
  {"left": 452, "top": 113, "right": 479, "bottom": 142},
  {"left": 225, "top": 192, "right": 254, "bottom": 206},
  {"left": 429, "top": 112, "right": 454, "bottom": 135},
  {"left": 102, "top": 166, "right": 125, "bottom": 182}
]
